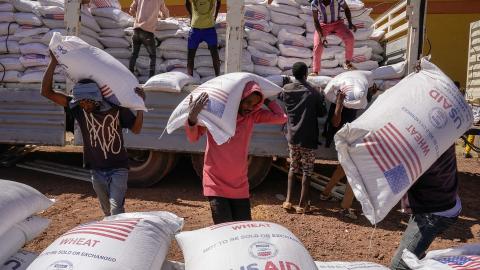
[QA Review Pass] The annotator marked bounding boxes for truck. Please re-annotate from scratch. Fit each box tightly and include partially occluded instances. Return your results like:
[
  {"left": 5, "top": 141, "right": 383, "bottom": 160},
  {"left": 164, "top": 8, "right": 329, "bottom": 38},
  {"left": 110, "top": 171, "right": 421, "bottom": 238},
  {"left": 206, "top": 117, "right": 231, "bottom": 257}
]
[{"left": 0, "top": 0, "right": 427, "bottom": 188}]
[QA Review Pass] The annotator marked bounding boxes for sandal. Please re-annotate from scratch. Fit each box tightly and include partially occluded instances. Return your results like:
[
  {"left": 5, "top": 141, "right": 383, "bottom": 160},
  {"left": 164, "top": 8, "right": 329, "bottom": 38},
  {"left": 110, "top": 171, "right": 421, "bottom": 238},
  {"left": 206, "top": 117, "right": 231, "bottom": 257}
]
[
  {"left": 309, "top": 72, "right": 318, "bottom": 76},
  {"left": 320, "top": 194, "right": 340, "bottom": 202},
  {"left": 282, "top": 201, "right": 293, "bottom": 210},
  {"left": 342, "top": 62, "right": 356, "bottom": 70},
  {"left": 295, "top": 204, "right": 312, "bottom": 214},
  {"left": 341, "top": 208, "right": 358, "bottom": 220}
]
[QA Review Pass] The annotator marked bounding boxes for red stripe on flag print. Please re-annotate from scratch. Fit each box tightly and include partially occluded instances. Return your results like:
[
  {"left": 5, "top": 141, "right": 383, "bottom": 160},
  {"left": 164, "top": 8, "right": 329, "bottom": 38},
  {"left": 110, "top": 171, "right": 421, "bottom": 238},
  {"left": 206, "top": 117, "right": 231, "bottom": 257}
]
[
  {"left": 340, "top": 85, "right": 353, "bottom": 93},
  {"left": 377, "top": 127, "right": 415, "bottom": 180},
  {"left": 199, "top": 86, "right": 228, "bottom": 101},
  {"left": 61, "top": 219, "right": 140, "bottom": 241},
  {"left": 383, "top": 124, "right": 420, "bottom": 177},
  {"left": 101, "top": 86, "right": 113, "bottom": 97},
  {"left": 208, "top": 92, "right": 227, "bottom": 103},
  {"left": 363, "top": 137, "right": 386, "bottom": 172},
  {"left": 387, "top": 123, "right": 422, "bottom": 173},
  {"left": 365, "top": 136, "right": 391, "bottom": 172},
  {"left": 75, "top": 224, "right": 133, "bottom": 233},
  {"left": 371, "top": 133, "right": 396, "bottom": 168},
  {"left": 68, "top": 227, "right": 130, "bottom": 238},
  {"left": 373, "top": 130, "right": 403, "bottom": 170}
]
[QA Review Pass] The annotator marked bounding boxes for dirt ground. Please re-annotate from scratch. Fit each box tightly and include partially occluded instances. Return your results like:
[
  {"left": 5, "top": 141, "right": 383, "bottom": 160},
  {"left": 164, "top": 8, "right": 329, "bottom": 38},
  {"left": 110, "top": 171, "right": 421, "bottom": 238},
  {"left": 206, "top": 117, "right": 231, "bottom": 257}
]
[{"left": 0, "top": 147, "right": 479, "bottom": 266}]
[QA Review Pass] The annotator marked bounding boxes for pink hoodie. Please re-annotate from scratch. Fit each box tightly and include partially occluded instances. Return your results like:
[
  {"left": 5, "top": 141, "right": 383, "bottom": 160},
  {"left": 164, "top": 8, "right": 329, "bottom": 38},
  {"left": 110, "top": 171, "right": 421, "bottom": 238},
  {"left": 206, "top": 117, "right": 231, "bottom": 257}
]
[{"left": 186, "top": 81, "right": 287, "bottom": 199}]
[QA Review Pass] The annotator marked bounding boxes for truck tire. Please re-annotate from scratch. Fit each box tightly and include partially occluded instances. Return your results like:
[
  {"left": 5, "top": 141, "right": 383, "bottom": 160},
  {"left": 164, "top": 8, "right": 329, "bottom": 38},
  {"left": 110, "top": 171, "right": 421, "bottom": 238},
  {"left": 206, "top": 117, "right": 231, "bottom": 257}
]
[
  {"left": 191, "top": 154, "right": 273, "bottom": 190},
  {"left": 128, "top": 150, "right": 177, "bottom": 188},
  {"left": 0, "top": 144, "right": 8, "bottom": 154}
]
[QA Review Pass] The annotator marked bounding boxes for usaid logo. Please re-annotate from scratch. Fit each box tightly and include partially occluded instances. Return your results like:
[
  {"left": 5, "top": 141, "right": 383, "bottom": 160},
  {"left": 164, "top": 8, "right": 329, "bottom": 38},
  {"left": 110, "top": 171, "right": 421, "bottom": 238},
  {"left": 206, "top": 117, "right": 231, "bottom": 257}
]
[
  {"left": 249, "top": 242, "right": 278, "bottom": 259},
  {"left": 46, "top": 260, "right": 73, "bottom": 270},
  {"left": 428, "top": 107, "right": 448, "bottom": 129}
]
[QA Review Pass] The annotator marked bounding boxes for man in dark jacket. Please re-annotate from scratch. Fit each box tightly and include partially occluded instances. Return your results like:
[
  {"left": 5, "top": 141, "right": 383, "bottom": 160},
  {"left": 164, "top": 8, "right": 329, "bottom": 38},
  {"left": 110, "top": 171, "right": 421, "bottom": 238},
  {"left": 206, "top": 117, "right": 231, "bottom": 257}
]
[
  {"left": 280, "top": 62, "right": 327, "bottom": 214},
  {"left": 391, "top": 145, "right": 461, "bottom": 270}
]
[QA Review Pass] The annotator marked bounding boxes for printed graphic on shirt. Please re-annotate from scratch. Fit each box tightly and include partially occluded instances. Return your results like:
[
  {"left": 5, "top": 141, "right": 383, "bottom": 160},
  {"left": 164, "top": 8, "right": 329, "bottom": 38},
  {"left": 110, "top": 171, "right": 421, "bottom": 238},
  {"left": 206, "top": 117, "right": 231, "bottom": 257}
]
[{"left": 83, "top": 110, "right": 123, "bottom": 159}]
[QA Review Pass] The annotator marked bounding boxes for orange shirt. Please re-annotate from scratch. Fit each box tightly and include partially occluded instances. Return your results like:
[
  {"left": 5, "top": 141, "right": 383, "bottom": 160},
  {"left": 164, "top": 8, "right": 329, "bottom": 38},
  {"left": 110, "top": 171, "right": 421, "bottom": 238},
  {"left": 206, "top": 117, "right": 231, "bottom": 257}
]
[{"left": 130, "top": 0, "right": 170, "bottom": 33}]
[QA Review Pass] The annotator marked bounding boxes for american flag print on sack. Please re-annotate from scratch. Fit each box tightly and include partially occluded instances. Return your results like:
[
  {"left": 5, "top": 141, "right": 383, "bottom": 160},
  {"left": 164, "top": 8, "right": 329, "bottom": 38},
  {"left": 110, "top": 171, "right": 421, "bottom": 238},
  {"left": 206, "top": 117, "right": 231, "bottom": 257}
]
[
  {"left": 61, "top": 218, "right": 141, "bottom": 241},
  {"left": 245, "top": 10, "right": 267, "bottom": 20},
  {"left": 43, "top": 14, "right": 64, "bottom": 20},
  {"left": 434, "top": 255, "right": 480, "bottom": 269},
  {"left": 251, "top": 56, "right": 273, "bottom": 66},
  {"left": 282, "top": 40, "right": 306, "bottom": 47},
  {"left": 100, "top": 85, "right": 121, "bottom": 106},
  {"left": 245, "top": 22, "right": 267, "bottom": 32},
  {"left": 363, "top": 122, "right": 423, "bottom": 194},
  {"left": 192, "top": 86, "right": 228, "bottom": 118}
]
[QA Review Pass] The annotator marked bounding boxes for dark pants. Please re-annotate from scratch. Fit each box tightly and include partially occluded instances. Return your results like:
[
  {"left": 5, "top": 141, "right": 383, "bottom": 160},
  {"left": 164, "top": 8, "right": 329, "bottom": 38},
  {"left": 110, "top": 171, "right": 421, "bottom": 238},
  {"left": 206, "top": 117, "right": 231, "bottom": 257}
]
[
  {"left": 390, "top": 213, "right": 457, "bottom": 270},
  {"left": 208, "top": 197, "right": 252, "bottom": 225},
  {"left": 129, "top": 28, "right": 156, "bottom": 77}
]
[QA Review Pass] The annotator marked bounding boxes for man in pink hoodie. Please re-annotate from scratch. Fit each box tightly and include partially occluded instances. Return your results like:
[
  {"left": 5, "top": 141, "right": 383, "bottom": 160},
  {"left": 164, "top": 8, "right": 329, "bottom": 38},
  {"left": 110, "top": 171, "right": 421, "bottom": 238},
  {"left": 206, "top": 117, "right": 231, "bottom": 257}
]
[{"left": 186, "top": 81, "right": 287, "bottom": 224}]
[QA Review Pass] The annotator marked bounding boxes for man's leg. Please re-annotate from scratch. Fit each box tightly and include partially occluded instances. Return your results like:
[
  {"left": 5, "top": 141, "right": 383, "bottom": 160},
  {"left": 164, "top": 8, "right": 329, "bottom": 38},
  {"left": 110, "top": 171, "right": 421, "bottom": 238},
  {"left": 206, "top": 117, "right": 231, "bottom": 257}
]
[
  {"left": 209, "top": 46, "right": 221, "bottom": 77},
  {"left": 231, "top": 198, "right": 252, "bottom": 222},
  {"left": 129, "top": 29, "right": 142, "bottom": 74},
  {"left": 208, "top": 197, "right": 234, "bottom": 225},
  {"left": 340, "top": 184, "right": 354, "bottom": 209},
  {"left": 108, "top": 168, "right": 129, "bottom": 216},
  {"left": 298, "top": 148, "right": 315, "bottom": 212},
  {"left": 205, "top": 28, "right": 220, "bottom": 76},
  {"left": 334, "top": 22, "right": 355, "bottom": 68},
  {"left": 321, "top": 165, "right": 344, "bottom": 199},
  {"left": 312, "top": 30, "right": 324, "bottom": 75},
  {"left": 390, "top": 214, "right": 457, "bottom": 270},
  {"left": 284, "top": 144, "right": 301, "bottom": 210},
  {"left": 187, "top": 28, "right": 201, "bottom": 76},
  {"left": 141, "top": 30, "right": 157, "bottom": 77},
  {"left": 91, "top": 170, "right": 111, "bottom": 216}
]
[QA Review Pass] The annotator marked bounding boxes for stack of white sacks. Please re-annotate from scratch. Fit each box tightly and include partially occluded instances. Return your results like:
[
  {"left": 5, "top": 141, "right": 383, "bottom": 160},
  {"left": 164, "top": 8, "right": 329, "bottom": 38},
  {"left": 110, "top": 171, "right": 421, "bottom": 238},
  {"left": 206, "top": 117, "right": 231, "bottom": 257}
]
[
  {"left": 269, "top": 0, "right": 312, "bottom": 76},
  {"left": 0, "top": 0, "right": 62, "bottom": 83},
  {"left": 91, "top": 7, "right": 132, "bottom": 64},
  {"left": 0, "top": 180, "right": 53, "bottom": 270},
  {"left": 244, "top": 0, "right": 281, "bottom": 77}
]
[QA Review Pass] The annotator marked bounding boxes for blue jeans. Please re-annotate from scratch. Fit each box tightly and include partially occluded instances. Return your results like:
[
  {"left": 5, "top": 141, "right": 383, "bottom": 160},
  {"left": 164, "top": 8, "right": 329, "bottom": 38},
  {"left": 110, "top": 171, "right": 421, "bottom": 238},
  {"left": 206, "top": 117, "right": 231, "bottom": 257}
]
[
  {"left": 91, "top": 168, "right": 129, "bottom": 216},
  {"left": 390, "top": 213, "right": 457, "bottom": 270}
]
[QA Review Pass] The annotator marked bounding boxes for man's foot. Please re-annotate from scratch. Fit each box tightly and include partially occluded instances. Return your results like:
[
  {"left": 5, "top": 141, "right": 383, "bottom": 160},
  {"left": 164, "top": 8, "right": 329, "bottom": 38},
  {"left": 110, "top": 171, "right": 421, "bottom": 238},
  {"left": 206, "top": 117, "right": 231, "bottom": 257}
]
[
  {"left": 343, "top": 62, "right": 355, "bottom": 70},
  {"left": 464, "top": 153, "right": 473, "bottom": 158},
  {"left": 309, "top": 72, "right": 318, "bottom": 76},
  {"left": 341, "top": 208, "right": 358, "bottom": 220},
  {"left": 282, "top": 201, "right": 293, "bottom": 210},
  {"left": 295, "top": 204, "right": 312, "bottom": 214},
  {"left": 320, "top": 193, "right": 340, "bottom": 202}
]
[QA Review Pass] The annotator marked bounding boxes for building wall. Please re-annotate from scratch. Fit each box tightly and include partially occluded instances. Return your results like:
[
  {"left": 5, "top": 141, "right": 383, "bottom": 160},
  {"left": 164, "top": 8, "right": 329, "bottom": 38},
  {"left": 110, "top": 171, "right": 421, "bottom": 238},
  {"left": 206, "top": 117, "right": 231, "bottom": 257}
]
[
  {"left": 364, "top": 0, "right": 480, "bottom": 87},
  {"left": 121, "top": 0, "right": 480, "bottom": 86}
]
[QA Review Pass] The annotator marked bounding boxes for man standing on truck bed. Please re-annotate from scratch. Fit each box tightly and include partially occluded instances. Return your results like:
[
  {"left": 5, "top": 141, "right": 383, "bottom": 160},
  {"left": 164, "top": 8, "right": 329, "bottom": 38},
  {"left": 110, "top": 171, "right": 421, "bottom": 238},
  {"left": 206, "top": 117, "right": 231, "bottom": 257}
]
[
  {"left": 185, "top": 0, "right": 221, "bottom": 77},
  {"left": 311, "top": 0, "right": 357, "bottom": 75},
  {"left": 129, "top": 0, "right": 170, "bottom": 77},
  {"left": 41, "top": 51, "right": 145, "bottom": 217}
]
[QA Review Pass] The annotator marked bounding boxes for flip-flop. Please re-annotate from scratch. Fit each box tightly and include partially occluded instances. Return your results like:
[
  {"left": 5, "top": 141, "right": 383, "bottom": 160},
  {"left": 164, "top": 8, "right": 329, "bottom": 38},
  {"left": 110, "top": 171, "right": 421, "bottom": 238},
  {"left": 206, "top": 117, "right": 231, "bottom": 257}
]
[
  {"left": 282, "top": 201, "right": 293, "bottom": 210},
  {"left": 341, "top": 208, "right": 358, "bottom": 220},
  {"left": 320, "top": 194, "right": 340, "bottom": 202},
  {"left": 295, "top": 204, "right": 312, "bottom": 214}
]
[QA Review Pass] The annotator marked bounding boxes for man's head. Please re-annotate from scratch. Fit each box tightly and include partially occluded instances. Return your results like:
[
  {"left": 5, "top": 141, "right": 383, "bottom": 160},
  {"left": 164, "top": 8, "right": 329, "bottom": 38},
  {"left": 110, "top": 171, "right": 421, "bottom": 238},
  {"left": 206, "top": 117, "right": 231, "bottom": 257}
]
[
  {"left": 239, "top": 81, "right": 263, "bottom": 116},
  {"left": 292, "top": 62, "right": 308, "bottom": 82},
  {"left": 71, "top": 79, "right": 102, "bottom": 113}
]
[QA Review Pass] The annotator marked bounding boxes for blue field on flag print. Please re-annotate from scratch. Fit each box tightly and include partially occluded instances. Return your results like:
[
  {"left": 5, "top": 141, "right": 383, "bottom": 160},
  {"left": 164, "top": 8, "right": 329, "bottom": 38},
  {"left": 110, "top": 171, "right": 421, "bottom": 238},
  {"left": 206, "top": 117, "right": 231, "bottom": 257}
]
[
  {"left": 206, "top": 97, "right": 226, "bottom": 118},
  {"left": 383, "top": 165, "right": 410, "bottom": 194}
]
